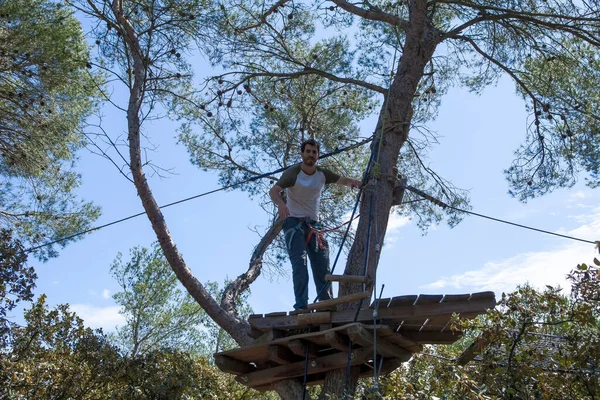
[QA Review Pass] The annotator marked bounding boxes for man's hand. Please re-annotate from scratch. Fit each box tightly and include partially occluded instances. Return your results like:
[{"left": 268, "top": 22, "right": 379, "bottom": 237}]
[
  {"left": 277, "top": 203, "right": 290, "bottom": 220},
  {"left": 336, "top": 177, "right": 362, "bottom": 189},
  {"left": 348, "top": 179, "right": 362, "bottom": 189}
]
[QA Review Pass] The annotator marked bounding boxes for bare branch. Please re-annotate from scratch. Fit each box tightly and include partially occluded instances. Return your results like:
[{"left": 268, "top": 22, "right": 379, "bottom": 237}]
[
  {"left": 220, "top": 219, "right": 284, "bottom": 315},
  {"left": 330, "top": 0, "right": 409, "bottom": 29}
]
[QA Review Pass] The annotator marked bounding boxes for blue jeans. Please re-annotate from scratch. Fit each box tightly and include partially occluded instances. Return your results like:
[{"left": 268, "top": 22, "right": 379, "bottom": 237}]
[{"left": 283, "top": 217, "right": 333, "bottom": 310}]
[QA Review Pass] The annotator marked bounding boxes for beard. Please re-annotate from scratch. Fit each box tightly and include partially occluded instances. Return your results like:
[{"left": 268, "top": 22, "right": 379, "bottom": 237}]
[{"left": 303, "top": 157, "right": 316, "bottom": 166}]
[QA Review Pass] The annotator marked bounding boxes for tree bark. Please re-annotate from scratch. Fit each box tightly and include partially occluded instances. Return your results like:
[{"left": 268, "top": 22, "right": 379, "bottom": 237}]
[
  {"left": 112, "top": 1, "right": 254, "bottom": 348},
  {"left": 112, "top": 0, "right": 442, "bottom": 397},
  {"left": 321, "top": 0, "right": 441, "bottom": 396}
]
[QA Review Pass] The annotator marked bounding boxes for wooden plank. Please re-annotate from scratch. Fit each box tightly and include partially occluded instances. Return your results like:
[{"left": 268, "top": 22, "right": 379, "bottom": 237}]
[
  {"left": 441, "top": 294, "right": 471, "bottom": 303},
  {"left": 307, "top": 291, "right": 370, "bottom": 311},
  {"left": 249, "top": 296, "right": 496, "bottom": 332},
  {"left": 288, "top": 339, "right": 317, "bottom": 358},
  {"left": 249, "top": 314, "right": 263, "bottom": 319},
  {"left": 325, "top": 274, "right": 368, "bottom": 284},
  {"left": 456, "top": 331, "right": 492, "bottom": 365},
  {"left": 217, "top": 323, "right": 361, "bottom": 363},
  {"left": 324, "top": 331, "right": 350, "bottom": 352},
  {"left": 253, "top": 329, "right": 285, "bottom": 345},
  {"left": 377, "top": 358, "right": 404, "bottom": 376},
  {"left": 398, "top": 330, "right": 462, "bottom": 344},
  {"left": 236, "top": 346, "right": 373, "bottom": 388},
  {"left": 265, "top": 311, "right": 287, "bottom": 317},
  {"left": 347, "top": 324, "right": 412, "bottom": 361},
  {"left": 369, "top": 297, "right": 391, "bottom": 309},
  {"left": 214, "top": 355, "right": 257, "bottom": 375},
  {"left": 365, "top": 325, "right": 423, "bottom": 353},
  {"left": 297, "top": 312, "right": 331, "bottom": 326},
  {"left": 267, "top": 345, "right": 297, "bottom": 365},
  {"left": 387, "top": 295, "right": 418, "bottom": 308},
  {"left": 468, "top": 291, "right": 496, "bottom": 301},
  {"left": 414, "top": 294, "right": 444, "bottom": 305}
]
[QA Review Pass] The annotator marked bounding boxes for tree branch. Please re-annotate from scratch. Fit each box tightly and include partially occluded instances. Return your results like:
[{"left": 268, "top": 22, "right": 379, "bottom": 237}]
[
  {"left": 220, "top": 218, "right": 283, "bottom": 315},
  {"left": 330, "top": 0, "right": 409, "bottom": 29}
]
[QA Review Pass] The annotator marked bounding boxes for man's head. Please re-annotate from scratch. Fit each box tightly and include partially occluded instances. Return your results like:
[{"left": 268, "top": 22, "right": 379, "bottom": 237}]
[{"left": 300, "top": 139, "right": 320, "bottom": 167}]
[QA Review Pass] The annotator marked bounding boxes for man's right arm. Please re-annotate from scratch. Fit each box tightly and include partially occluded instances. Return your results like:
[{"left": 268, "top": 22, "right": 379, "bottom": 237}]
[{"left": 269, "top": 185, "right": 290, "bottom": 220}]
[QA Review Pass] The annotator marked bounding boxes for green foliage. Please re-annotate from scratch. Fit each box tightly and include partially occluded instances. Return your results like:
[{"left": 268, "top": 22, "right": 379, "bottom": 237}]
[
  {"left": 507, "top": 39, "right": 600, "bottom": 199},
  {"left": 0, "top": 0, "right": 102, "bottom": 259},
  {"left": 1, "top": 295, "right": 121, "bottom": 399},
  {"left": 110, "top": 243, "right": 210, "bottom": 357},
  {"left": 70, "top": 0, "right": 209, "bottom": 114},
  {"left": 1, "top": 295, "right": 269, "bottom": 399},
  {"left": 109, "top": 243, "right": 253, "bottom": 357},
  {"left": 0, "top": 228, "right": 34, "bottom": 346},
  {"left": 179, "top": 65, "right": 375, "bottom": 270},
  {"left": 376, "top": 262, "right": 600, "bottom": 399}
]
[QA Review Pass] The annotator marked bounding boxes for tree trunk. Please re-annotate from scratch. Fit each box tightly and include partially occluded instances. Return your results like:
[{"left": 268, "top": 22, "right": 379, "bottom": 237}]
[
  {"left": 272, "top": 380, "right": 305, "bottom": 400},
  {"left": 112, "top": 2, "right": 254, "bottom": 348},
  {"left": 321, "top": 0, "right": 440, "bottom": 396}
]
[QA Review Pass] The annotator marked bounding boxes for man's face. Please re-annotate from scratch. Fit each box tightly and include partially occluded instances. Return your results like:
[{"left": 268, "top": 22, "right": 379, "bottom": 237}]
[{"left": 301, "top": 144, "right": 319, "bottom": 166}]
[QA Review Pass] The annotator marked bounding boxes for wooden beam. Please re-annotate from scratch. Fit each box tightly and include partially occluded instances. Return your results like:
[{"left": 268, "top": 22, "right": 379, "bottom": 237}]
[
  {"left": 249, "top": 295, "right": 496, "bottom": 332},
  {"left": 288, "top": 339, "right": 317, "bottom": 358},
  {"left": 414, "top": 294, "right": 444, "bottom": 305},
  {"left": 324, "top": 331, "right": 351, "bottom": 352},
  {"left": 456, "top": 331, "right": 492, "bottom": 365},
  {"left": 387, "top": 295, "right": 418, "bottom": 308},
  {"left": 468, "top": 291, "right": 496, "bottom": 301},
  {"left": 214, "top": 355, "right": 257, "bottom": 375},
  {"left": 253, "top": 329, "right": 285, "bottom": 345},
  {"left": 398, "top": 330, "right": 462, "bottom": 344},
  {"left": 264, "top": 311, "right": 287, "bottom": 317},
  {"left": 296, "top": 311, "right": 331, "bottom": 326},
  {"left": 378, "top": 357, "right": 405, "bottom": 375},
  {"left": 358, "top": 357, "right": 404, "bottom": 378},
  {"left": 370, "top": 297, "right": 391, "bottom": 309},
  {"left": 307, "top": 291, "right": 370, "bottom": 311},
  {"left": 347, "top": 324, "right": 412, "bottom": 361},
  {"left": 236, "top": 346, "right": 373, "bottom": 388},
  {"left": 367, "top": 326, "right": 423, "bottom": 353},
  {"left": 325, "top": 274, "right": 368, "bottom": 284},
  {"left": 267, "top": 345, "right": 297, "bottom": 365},
  {"left": 391, "top": 178, "right": 406, "bottom": 206}
]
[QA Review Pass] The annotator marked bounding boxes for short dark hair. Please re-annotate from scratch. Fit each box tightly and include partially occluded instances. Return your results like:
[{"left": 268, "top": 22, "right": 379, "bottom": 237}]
[{"left": 301, "top": 138, "right": 320, "bottom": 153}]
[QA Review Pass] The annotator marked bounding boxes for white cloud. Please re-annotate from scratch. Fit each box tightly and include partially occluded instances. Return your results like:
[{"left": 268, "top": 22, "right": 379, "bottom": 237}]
[
  {"left": 422, "top": 242, "right": 592, "bottom": 295},
  {"left": 387, "top": 213, "right": 411, "bottom": 233},
  {"left": 70, "top": 304, "right": 125, "bottom": 331},
  {"left": 569, "top": 191, "right": 585, "bottom": 200},
  {"left": 102, "top": 289, "right": 111, "bottom": 299},
  {"left": 383, "top": 213, "right": 411, "bottom": 248},
  {"left": 421, "top": 208, "right": 600, "bottom": 297}
]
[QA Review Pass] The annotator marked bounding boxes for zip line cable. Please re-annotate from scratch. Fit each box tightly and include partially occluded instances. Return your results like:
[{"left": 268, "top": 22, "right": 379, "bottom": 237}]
[
  {"left": 26, "top": 137, "right": 373, "bottom": 253},
  {"left": 402, "top": 184, "right": 597, "bottom": 245},
  {"left": 27, "top": 141, "right": 597, "bottom": 254}
]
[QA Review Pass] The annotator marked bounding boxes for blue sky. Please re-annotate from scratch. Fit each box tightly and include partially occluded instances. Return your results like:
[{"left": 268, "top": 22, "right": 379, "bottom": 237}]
[{"left": 17, "top": 22, "right": 600, "bottom": 331}]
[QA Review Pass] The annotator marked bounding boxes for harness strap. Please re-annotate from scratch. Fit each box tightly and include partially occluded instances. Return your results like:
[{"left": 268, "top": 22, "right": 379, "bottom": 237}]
[
  {"left": 284, "top": 218, "right": 306, "bottom": 250},
  {"left": 305, "top": 221, "right": 326, "bottom": 252}
]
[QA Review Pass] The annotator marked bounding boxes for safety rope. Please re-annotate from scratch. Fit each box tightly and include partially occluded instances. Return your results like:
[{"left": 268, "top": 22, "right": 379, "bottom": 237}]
[
  {"left": 302, "top": 344, "right": 310, "bottom": 400},
  {"left": 26, "top": 137, "right": 373, "bottom": 254},
  {"left": 372, "top": 284, "right": 386, "bottom": 389},
  {"left": 401, "top": 182, "right": 598, "bottom": 246},
  {"left": 304, "top": 24, "right": 401, "bottom": 395}
]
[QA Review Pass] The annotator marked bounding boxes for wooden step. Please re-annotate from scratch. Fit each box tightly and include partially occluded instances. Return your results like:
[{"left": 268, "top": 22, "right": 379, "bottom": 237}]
[
  {"left": 325, "top": 274, "right": 368, "bottom": 284},
  {"left": 307, "top": 291, "right": 370, "bottom": 311}
]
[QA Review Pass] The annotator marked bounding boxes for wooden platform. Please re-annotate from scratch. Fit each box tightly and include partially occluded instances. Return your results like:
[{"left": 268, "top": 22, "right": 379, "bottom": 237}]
[{"left": 214, "top": 291, "right": 496, "bottom": 389}]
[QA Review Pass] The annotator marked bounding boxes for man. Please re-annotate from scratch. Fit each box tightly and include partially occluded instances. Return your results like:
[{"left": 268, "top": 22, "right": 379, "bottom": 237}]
[{"left": 269, "top": 139, "right": 362, "bottom": 311}]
